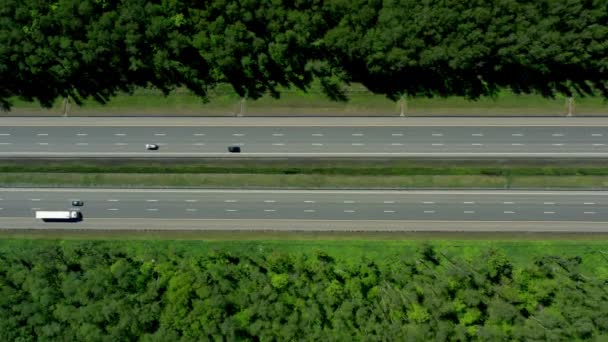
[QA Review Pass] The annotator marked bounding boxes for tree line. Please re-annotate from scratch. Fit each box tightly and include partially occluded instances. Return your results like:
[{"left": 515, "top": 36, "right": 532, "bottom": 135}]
[
  {"left": 1, "top": 0, "right": 607, "bottom": 111},
  {"left": 0, "top": 241, "right": 607, "bottom": 340}
]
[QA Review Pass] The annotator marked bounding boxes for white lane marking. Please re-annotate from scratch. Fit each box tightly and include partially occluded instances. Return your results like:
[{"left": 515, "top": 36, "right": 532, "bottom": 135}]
[
  {"left": 343, "top": 200, "right": 355, "bottom": 203},
  {"left": 432, "top": 143, "right": 444, "bottom": 146},
  {"left": 312, "top": 143, "right": 324, "bottom": 146},
  {"left": 272, "top": 133, "right": 284, "bottom": 136},
  {"left": 552, "top": 133, "right": 564, "bottom": 137},
  {"left": 464, "top": 211, "right": 475, "bottom": 214},
  {"left": 471, "top": 143, "right": 484, "bottom": 146},
  {"left": 186, "top": 208, "right": 198, "bottom": 212},
  {"left": 272, "top": 143, "right": 285, "bottom": 146},
  {"left": 511, "top": 143, "right": 524, "bottom": 146},
  {"left": 76, "top": 143, "right": 89, "bottom": 146},
  {"left": 383, "top": 201, "right": 395, "bottom": 204},
  {"left": 224, "top": 199, "right": 238, "bottom": 203},
  {"left": 552, "top": 143, "right": 564, "bottom": 146},
  {"left": 37, "top": 133, "right": 48, "bottom": 136},
  {"left": 193, "top": 143, "right": 205, "bottom": 146},
  {"left": 584, "top": 211, "right": 596, "bottom": 214},
  {"left": 592, "top": 133, "right": 603, "bottom": 137},
  {"left": 146, "top": 208, "right": 159, "bottom": 211},
  {"left": 544, "top": 211, "right": 555, "bottom": 214},
  {"left": 30, "top": 199, "right": 41, "bottom": 201},
  {"left": 108, "top": 208, "right": 119, "bottom": 211},
  {"left": 0, "top": 143, "right": 12, "bottom": 145},
  {"left": 233, "top": 133, "right": 244, "bottom": 136},
  {"left": 504, "top": 211, "right": 515, "bottom": 214},
  {"left": 584, "top": 202, "right": 596, "bottom": 205},
  {"left": 352, "top": 133, "right": 364, "bottom": 136},
  {"left": 344, "top": 210, "right": 355, "bottom": 213},
  {"left": 225, "top": 209, "right": 238, "bottom": 212},
  {"left": 463, "top": 201, "right": 475, "bottom": 204},
  {"left": 432, "top": 133, "right": 443, "bottom": 136},
  {"left": 194, "top": 133, "right": 205, "bottom": 136},
  {"left": 114, "top": 133, "right": 126, "bottom": 136},
  {"left": 304, "top": 200, "right": 316, "bottom": 203},
  {"left": 31, "top": 207, "right": 42, "bottom": 210},
  {"left": 424, "top": 210, "right": 435, "bottom": 213},
  {"left": 503, "top": 201, "right": 514, "bottom": 204},
  {"left": 422, "top": 201, "right": 435, "bottom": 204},
  {"left": 391, "top": 133, "right": 403, "bottom": 136},
  {"left": 146, "top": 199, "right": 158, "bottom": 202},
  {"left": 264, "top": 200, "right": 276, "bottom": 203},
  {"left": 0, "top": 208, "right": 3, "bottom": 210},
  {"left": 264, "top": 209, "right": 276, "bottom": 212},
  {"left": 512, "top": 133, "right": 524, "bottom": 136},
  {"left": 352, "top": 143, "right": 365, "bottom": 146},
  {"left": 391, "top": 143, "right": 403, "bottom": 146},
  {"left": 384, "top": 210, "right": 395, "bottom": 213},
  {"left": 543, "top": 202, "right": 555, "bottom": 205},
  {"left": 107, "top": 199, "right": 119, "bottom": 202},
  {"left": 472, "top": 133, "right": 484, "bottom": 136},
  {"left": 38, "top": 143, "right": 49, "bottom": 145},
  {"left": 593, "top": 143, "right": 605, "bottom": 146},
  {"left": 312, "top": 133, "right": 324, "bottom": 137},
  {"left": 185, "top": 199, "right": 198, "bottom": 202},
  {"left": 114, "top": 143, "right": 128, "bottom": 146},
  {"left": 0, "top": 133, "right": 10, "bottom": 136},
  {"left": 77, "top": 133, "right": 88, "bottom": 136},
  {"left": 155, "top": 133, "right": 166, "bottom": 136},
  {"left": 304, "top": 209, "right": 316, "bottom": 212}
]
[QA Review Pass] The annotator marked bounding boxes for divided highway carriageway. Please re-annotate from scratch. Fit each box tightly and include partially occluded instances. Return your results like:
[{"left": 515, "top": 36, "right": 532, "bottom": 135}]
[
  {"left": 1, "top": 188, "right": 608, "bottom": 231},
  {"left": 1, "top": 117, "right": 608, "bottom": 158}
]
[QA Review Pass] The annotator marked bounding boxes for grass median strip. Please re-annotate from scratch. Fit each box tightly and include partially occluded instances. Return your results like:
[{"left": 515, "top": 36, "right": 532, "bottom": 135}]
[{"left": 1, "top": 172, "right": 607, "bottom": 189}]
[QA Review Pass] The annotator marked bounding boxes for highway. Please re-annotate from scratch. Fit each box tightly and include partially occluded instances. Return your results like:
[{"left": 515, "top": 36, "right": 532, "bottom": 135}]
[
  {"left": 2, "top": 188, "right": 608, "bottom": 231},
  {"left": 1, "top": 117, "right": 608, "bottom": 158}
]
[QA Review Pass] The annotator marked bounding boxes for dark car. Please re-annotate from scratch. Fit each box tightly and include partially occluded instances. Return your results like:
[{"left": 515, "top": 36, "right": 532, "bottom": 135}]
[
  {"left": 228, "top": 146, "right": 241, "bottom": 153},
  {"left": 145, "top": 144, "right": 159, "bottom": 150},
  {"left": 72, "top": 200, "right": 84, "bottom": 207}
]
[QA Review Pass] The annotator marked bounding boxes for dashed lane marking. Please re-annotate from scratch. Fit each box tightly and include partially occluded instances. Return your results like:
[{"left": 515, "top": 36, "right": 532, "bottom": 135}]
[
  {"left": 225, "top": 209, "right": 238, "bottom": 212},
  {"left": 384, "top": 210, "right": 395, "bottom": 213}
]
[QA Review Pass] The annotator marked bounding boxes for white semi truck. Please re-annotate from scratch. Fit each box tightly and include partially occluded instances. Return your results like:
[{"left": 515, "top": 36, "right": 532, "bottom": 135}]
[{"left": 35, "top": 210, "right": 81, "bottom": 221}]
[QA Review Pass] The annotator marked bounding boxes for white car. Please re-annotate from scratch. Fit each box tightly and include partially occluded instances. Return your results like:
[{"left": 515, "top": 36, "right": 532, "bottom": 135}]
[{"left": 145, "top": 144, "right": 159, "bottom": 150}]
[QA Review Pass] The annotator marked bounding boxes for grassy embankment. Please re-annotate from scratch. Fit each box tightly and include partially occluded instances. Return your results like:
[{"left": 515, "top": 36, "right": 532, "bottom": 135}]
[
  {"left": 0, "top": 237, "right": 607, "bottom": 277},
  {"left": 5, "top": 83, "right": 607, "bottom": 116},
  {"left": 1, "top": 159, "right": 607, "bottom": 189}
]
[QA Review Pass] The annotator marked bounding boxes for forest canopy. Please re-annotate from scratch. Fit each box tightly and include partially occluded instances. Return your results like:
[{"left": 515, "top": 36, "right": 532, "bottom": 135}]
[
  {"left": 1, "top": 241, "right": 607, "bottom": 340},
  {"left": 1, "top": 0, "right": 607, "bottom": 110}
]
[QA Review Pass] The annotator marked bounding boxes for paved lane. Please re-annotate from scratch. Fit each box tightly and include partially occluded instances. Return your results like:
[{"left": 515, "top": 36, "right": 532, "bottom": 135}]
[
  {"left": 1, "top": 124, "right": 608, "bottom": 158},
  {"left": 2, "top": 188, "right": 607, "bottom": 223}
]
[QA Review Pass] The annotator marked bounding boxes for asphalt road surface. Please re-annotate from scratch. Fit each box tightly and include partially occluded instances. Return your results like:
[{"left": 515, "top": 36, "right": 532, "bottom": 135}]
[
  {"left": 1, "top": 117, "right": 608, "bottom": 158},
  {"left": 2, "top": 188, "right": 608, "bottom": 231}
]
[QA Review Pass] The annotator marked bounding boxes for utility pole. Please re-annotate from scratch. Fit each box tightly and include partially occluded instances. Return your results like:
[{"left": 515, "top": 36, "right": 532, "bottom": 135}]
[
  {"left": 399, "top": 94, "right": 407, "bottom": 117},
  {"left": 566, "top": 96, "right": 574, "bottom": 117},
  {"left": 62, "top": 97, "right": 71, "bottom": 117}
]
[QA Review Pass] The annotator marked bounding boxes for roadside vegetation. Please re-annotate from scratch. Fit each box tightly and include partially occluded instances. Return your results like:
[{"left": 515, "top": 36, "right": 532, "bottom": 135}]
[
  {"left": 2, "top": 160, "right": 607, "bottom": 189},
  {"left": 2, "top": 1, "right": 606, "bottom": 111},
  {"left": 7, "top": 85, "right": 607, "bottom": 116},
  {"left": 1, "top": 238, "right": 607, "bottom": 340}
]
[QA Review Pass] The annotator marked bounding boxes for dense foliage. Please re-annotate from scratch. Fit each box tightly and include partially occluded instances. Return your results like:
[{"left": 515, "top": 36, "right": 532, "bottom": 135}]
[
  {"left": 1, "top": 0, "right": 607, "bottom": 110},
  {"left": 1, "top": 241, "right": 607, "bottom": 340}
]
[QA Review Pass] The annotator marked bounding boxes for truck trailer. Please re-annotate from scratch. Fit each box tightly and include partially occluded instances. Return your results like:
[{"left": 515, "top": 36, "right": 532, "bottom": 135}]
[{"left": 35, "top": 210, "right": 81, "bottom": 222}]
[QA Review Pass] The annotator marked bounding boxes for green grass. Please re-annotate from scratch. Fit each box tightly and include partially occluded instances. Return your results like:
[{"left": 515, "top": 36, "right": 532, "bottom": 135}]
[
  {"left": 4, "top": 83, "right": 607, "bottom": 116},
  {"left": 1, "top": 172, "right": 607, "bottom": 189},
  {"left": 0, "top": 237, "right": 607, "bottom": 277},
  {"left": 2, "top": 159, "right": 608, "bottom": 176}
]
